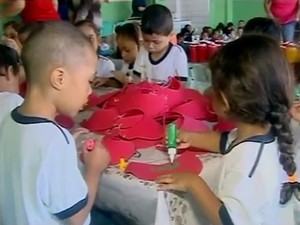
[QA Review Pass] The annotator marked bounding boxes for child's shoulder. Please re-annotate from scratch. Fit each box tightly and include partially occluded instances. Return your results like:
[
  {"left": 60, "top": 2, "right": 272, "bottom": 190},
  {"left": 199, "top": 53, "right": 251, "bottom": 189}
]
[
  {"left": 170, "top": 43, "right": 185, "bottom": 54},
  {"left": 0, "top": 92, "right": 23, "bottom": 112}
]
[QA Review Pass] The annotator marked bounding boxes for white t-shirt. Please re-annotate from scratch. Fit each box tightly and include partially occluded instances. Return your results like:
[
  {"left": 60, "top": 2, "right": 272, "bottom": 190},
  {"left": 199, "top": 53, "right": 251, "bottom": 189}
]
[
  {"left": 0, "top": 92, "right": 23, "bottom": 126},
  {"left": 217, "top": 129, "right": 295, "bottom": 225},
  {"left": 133, "top": 43, "right": 188, "bottom": 83},
  {"left": 0, "top": 108, "right": 90, "bottom": 225},
  {"left": 96, "top": 55, "right": 116, "bottom": 78}
]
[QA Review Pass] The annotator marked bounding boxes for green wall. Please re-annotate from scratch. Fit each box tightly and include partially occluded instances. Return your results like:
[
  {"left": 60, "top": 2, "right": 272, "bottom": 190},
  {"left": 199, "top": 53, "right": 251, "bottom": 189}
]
[{"left": 209, "top": 0, "right": 266, "bottom": 27}]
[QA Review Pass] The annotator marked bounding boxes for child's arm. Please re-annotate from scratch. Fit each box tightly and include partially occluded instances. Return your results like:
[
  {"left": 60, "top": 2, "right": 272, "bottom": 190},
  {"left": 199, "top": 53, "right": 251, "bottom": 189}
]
[
  {"left": 178, "top": 130, "right": 224, "bottom": 153},
  {"left": 0, "top": 0, "right": 25, "bottom": 19},
  {"left": 157, "top": 174, "right": 223, "bottom": 225},
  {"left": 68, "top": 140, "right": 110, "bottom": 225}
]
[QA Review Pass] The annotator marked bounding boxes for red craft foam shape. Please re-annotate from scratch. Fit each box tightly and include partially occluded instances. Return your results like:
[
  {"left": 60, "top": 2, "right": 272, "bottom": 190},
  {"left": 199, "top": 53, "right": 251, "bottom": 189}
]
[
  {"left": 114, "top": 109, "right": 144, "bottom": 129},
  {"left": 85, "top": 91, "right": 119, "bottom": 109},
  {"left": 174, "top": 115, "right": 210, "bottom": 132},
  {"left": 81, "top": 108, "right": 118, "bottom": 132},
  {"left": 113, "top": 92, "right": 168, "bottom": 117},
  {"left": 102, "top": 136, "right": 136, "bottom": 165},
  {"left": 125, "top": 152, "right": 203, "bottom": 181},
  {"left": 118, "top": 117, "right": 164, "bottom": 140},
  {"left": 171, "top": 99, "right": 209, "bottom": 120},
  {"left": 55, "top": 114, "right": 74, "bottom": 129},
  {"left": 132, "top": 139, "right": 162, "bottom": 149},
  {"left": 213, "top": 120, "right": 236, "bottom": 132}
]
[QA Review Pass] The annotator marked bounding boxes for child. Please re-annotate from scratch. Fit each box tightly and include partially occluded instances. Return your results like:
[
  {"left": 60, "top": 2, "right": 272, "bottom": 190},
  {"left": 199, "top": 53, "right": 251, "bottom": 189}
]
[
  {"left": 243, "top": 17, "right": 281, "bottom": 43},
  {"left": 133, "top": 4, "right": 188, "bottom": 83},
  {"left": 0, "top": 21, "right": 110, "bottom": 225},
  {"left": 3, "top": 20, "right": 22, "bottom": 50},
  {"left": 157, "top": 35, "right": 297, "bottom": 225},
  {"left": 0, "top": 44, "right": 24, "bottom": 125},
  {"left": 75, "top": 19, "right": 124, "bottom": 88},
  {"left": 115, "top": 23, "right": 141, "bottom": 81}
]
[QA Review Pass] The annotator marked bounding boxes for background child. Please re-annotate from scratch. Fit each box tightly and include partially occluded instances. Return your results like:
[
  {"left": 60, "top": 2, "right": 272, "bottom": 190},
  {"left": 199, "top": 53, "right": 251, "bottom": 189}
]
[
  {"left": 3, "top": 20, "right": 23, "bottom": 51},
  {"left": 115, "top": 22, "right": 141, "bottom": 82},
  {"left": 0, "top": 21, "right": 110, "bottom": 225},
  {"left": 243, "top": 17, "right": 282, "bottom": 43},
  {"left": 157, "top": 35, "right": 297, "bottom": 225},
  {"left": 75, "top": 19, "right": 124, "bottom": 88},
  {"left": 133, "top": 4, "right": 188, "bottom": 83},
  {"left": 0, "top": 44, "right": 24, "bottom": 125}
]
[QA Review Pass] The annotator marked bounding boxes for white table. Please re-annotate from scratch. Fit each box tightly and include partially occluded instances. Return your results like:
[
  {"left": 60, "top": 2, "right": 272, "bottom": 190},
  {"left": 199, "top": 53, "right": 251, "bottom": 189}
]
[{"left": 75, "top": 88, "right": 223, "bottom": 225}]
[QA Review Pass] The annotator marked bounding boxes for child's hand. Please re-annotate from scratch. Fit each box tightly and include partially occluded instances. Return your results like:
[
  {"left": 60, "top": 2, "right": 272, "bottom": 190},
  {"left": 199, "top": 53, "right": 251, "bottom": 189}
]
[
  {"left": 83, "top": 139, "right": 110, "bottom": 174},
  {"left": 290, "top": 101, "right": 300, "bottom": 122},
  {"left": 92, "top": 77, "right": 108, "bottom": 88},
  {"left": 165, "top": 129, "right": 191, "bottom": 149},
  {"left": 72, "top": 127, "right": 89, "bottom": 141},
  {"left": 156, "top": 172, "right": 199, "bottom": 192}
]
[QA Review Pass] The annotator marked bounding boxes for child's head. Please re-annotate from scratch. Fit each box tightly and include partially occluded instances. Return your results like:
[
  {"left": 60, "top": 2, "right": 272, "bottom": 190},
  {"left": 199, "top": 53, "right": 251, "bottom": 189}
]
[
  {"left": 200, "top": 31, "right": 209, "bottom": 40},
  {"left": 0, "top": 44, "right": 24, "bottom": 93},
  {"left": 3, "top": 20, "right": 22, "bottom": 40},
  {"left": 141, "top": 4, "right": 173, "bottom": 54},
  {"left": 237, "top": 27, "right": 243, "bottom": 37},
  {"left": 243, "top": 17, "right": 281, "bottom": 43},
  {"left": 75, "top": 19, "right": 100, "bottom": 52},
  {"left": 21, "top": 21, "right": 97, "bottom": 117},
  {"left": 210, "top": 34, "right": 295, "bottom": 177},
  {"left": 238, "top": 20, "right": 245, "bottom": 27},
  {"left": 176, "top": 32, "right": 185, "bottom": 44},
  {"left": 115, "top": 23, "right": 141, "bottom": 64},
  {"left": 212, "top": 29, "right": 221, "bottom": 40}
]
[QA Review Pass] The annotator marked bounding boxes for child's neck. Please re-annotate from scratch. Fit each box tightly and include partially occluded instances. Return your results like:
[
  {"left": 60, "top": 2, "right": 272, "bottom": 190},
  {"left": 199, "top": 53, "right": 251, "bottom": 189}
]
[
  {"left": 0, "top": 84, "right": 19, "bottom": 94},
  {"left": 235, "top": 122, "right": 271, "bottom": 142},
  {"left": 150, "top": 44, "right": 170, "bottom": 61}
]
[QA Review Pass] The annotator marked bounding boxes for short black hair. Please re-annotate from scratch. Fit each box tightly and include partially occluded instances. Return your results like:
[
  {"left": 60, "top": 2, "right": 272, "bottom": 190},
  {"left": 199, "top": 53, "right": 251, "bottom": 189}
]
[
  {"left": 141, "top": 4, "right": 173, "bottom": 36},
  {"left": 3, "top": 20, "right": 23, "bottom": 32},
  {"left": 115, "top": 22, "right": 141, "bottom": 47},
  {"left": 21, "top": 21, "right": 94, "bottom": 83},
  {"left": 0, "top": 44, "right": 21, "bottom": 75},
  {"left": 74, "top": 19, "right": 99, "bottom": 35},
  {"left": 243, "top": 17, "right": 281, "bottom": 43}
]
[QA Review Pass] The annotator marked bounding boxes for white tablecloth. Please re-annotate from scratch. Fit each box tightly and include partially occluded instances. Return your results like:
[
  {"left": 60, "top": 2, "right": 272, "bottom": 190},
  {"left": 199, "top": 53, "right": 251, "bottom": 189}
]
[{"left": 75, "top": 87, "right": 223, "bottom": 225}]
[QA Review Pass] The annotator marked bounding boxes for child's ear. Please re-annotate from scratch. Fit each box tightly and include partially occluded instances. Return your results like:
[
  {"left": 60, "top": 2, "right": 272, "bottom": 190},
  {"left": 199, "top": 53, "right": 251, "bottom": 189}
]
[
  {"left": 6, "top": 65, "right": 15, "bottom": 81},
  {"left": 50, "top": 67, "right": 65, "bottom": 90}
]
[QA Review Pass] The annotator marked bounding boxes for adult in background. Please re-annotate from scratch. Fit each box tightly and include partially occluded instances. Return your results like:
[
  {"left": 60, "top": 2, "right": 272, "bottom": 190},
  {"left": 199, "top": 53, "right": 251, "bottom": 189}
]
[
  {"left": 264, "top": 0, "right": 300, "bottom": 42},
  {"left": 0, "top": 0, "right": 60, "bottom": 23},
  {"left": 69, "top": 0, "right": 108, "bottom": 31},
  {"left": 131, "top": 0, "right": 147, "bottom": 18}
]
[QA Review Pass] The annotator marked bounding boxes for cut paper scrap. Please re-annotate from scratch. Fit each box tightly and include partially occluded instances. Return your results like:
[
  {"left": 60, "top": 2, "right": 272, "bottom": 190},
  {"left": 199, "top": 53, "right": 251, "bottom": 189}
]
[
  {"left": 118, "top": 117, "right": 164, "bottom": 141},
  {"left": 125, "top": 152, "right": 203, "bottom": 181},
  {"left": 102, "top": 136, "right": 136, "bottom": 165},
  {"left": 55, "top": 114, "right": 74, "bottom": 129},
  {"left": 81, "top": 108, "right": 119, "bottom": 132}
]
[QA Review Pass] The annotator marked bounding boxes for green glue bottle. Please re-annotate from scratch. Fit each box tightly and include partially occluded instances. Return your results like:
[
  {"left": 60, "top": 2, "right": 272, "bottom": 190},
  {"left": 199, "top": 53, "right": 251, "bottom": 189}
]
[{"left": 167, "top": 123, "right": 177, "bottom": 164}]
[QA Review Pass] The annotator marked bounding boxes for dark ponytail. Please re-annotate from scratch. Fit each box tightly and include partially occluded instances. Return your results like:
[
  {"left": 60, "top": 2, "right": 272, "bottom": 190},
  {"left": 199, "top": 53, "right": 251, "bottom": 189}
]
[{"left": 268, "top": 104, "right": 296, "bottom": 176}]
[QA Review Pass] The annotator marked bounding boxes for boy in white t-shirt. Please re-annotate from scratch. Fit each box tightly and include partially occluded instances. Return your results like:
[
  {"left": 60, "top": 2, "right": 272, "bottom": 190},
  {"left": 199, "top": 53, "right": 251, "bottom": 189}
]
[
  {"left": 0, "top": 44, "right": 24, "bottom": 126},
  {"left": 133, "top": 4, "right": 188, "bottom": 83},
  {"left": 0, "top": 21, "right": 110, "bottom": 225}
]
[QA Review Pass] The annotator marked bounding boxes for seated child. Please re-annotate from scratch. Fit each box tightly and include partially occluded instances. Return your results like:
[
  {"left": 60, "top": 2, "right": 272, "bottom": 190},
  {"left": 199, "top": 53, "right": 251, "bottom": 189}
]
[
  {"left": 0, "top": 21, "right": 110, "bottom": 225},
  {"left": 115, "top": 22, "right": 141, "bottom": 83},
  {"left": 133, "top": 4, "right": 188, "bottom": 83},
  {"left": 0, "top": 44, "right": 24, "bottom": 125},
  {"left": 243, "top": 17, "right": 281, "bottom": 43},
  {"left": 157, "top": 35, "right": 298, "bottom": 225},
  {"left": 75, "top": 19, "right": 125, "bottom": 88}
]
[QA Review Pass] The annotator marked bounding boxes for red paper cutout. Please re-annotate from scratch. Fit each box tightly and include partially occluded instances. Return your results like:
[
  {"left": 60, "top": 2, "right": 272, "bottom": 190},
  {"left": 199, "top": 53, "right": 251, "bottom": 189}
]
[
  {"left": 81, "top": 108, "right": 118, "bottom": 132},
  {"left": 171, "top": 99, "right": 209, "bottom": 120},
  {"left": 125, "top": 152, "right": 203, "bottom": 181},
  {"left": 118, "top": 117, "right": 164, "bottom": 140},
  {"left": 102, "top": 136, "right": 136, "bottom": 165},
  {"left": 213, "top": 120, "right": 236, "bottom": 132},
  {"left": 114, "top": 109, "right": 145, "bottom": 129},
  {"left": 85, "top": 91, "right": 119, "bottom": 109}
]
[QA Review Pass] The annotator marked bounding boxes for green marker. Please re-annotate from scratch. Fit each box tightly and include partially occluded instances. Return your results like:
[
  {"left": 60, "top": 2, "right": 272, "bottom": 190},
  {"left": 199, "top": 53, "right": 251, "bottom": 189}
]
[{"left": 167, "top": 123, "right": 177, "bottom": 164}]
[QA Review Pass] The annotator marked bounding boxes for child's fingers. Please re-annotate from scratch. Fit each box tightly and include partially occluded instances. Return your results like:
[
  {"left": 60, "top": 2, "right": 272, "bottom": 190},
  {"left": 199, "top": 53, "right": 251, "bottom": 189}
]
[
  {"left": 157, "top": 184, "right": 176, "bottom": 191},
  {"left": 156, "top": 174, "right": 174, "bottom": 184}
]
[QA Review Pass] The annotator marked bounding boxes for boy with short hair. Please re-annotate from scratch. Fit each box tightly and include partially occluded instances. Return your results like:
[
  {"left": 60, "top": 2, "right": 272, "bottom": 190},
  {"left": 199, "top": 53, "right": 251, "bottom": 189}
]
[
  {"left": 0, "top": 21, "right": 110, "bottom": 225},
  {"left": 133, "top": 4, "right": 188, "bottom": 83}
]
